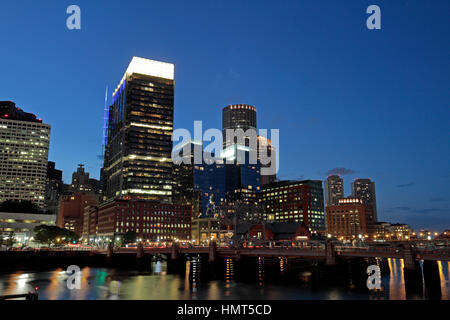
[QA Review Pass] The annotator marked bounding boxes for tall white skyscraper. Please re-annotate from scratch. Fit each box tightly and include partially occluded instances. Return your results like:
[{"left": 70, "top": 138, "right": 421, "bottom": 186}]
[{"left": 0, "top": 101, "right": 50, "bottom": 207}]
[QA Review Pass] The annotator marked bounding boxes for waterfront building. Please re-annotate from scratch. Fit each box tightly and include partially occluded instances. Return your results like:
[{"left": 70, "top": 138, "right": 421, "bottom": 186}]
[
  {"left": 372, "top": 222, "right": 412, "bottom": 241},
  {"left": 260, "top": 180, "right": 325, "bottom": 231},
  {"left": 0, "top": 101, "right": 50, "bottom": 207},
  {"left": 82, "top": 205, "right": 98, "bottom": 243},
  {"left": 235, "top": 222, "right": 311, "bottom": 241},
  {"left": 326, "top": 197, "right": 376, "bottom": 240},
  {"left": 57, "top": 192, "right": 98, "bottom": 236},
  {"left": 0, "top": 211, "right": 56, "bottom": 245},
  {"left": 102, "top": 57, "right": 174, "bottom": 203},
  {"left": 324, "top": 175, "right": 344, "bottom": 206},
  {"left": 191, "top": 217, "right": 233, "bottom": 244},
  {"left": 352, "top": 178, "right": 377, "bottom": 221},
  {"left": 95, "top": 199, "right": 191, "bottom": 243}
]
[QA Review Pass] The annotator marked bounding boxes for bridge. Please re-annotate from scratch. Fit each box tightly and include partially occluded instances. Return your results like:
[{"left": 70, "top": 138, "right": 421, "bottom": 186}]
[{"left": 107, "top": 241, "right": 450, "bottom": 268}]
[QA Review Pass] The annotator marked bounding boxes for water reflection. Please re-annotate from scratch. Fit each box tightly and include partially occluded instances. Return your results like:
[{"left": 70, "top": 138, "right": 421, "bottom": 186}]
[
  {"left": 437, "top": 261, "right": 449, "bottom": 300},
  {"left": 0, "top": 258, "right": 448, "bottom": 300},
  {"left": 386, "top": 258, "right": 406, "bottom": 300}
]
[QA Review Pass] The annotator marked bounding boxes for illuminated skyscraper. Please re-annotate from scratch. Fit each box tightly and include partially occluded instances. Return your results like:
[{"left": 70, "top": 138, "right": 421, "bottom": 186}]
[
  {"left": 102, "top": 57, "right": 174, "bottom": 202},
  {"left": 324, "top": 175, "right": 344, "bottom": 206},
  {"left": 222, "top": 104, "right": 257, "bottom": 147},
  {"left": 0, "top": 101, "right": 50, "bottom": 207},
  {"left": 352, "top": 178, "right": 377, "bottom": 222}
]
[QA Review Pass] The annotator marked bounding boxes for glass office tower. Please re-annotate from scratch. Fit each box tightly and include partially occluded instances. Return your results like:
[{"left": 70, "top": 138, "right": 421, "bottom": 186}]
[
  {"left": 172, "top": 140, "right": 226, "bottom": 218},
  {"left": 102, "top": 57, "right": 174, "bottom": 203}
]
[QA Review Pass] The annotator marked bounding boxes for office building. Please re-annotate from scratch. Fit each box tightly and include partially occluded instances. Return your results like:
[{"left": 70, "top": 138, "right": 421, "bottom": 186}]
[
  {"left": 57, "top": 192, "right": 98, "bottom": 236},
  {"left": 172, "top": 140, "right": 226, "bottom": 218},
  {"left": 0, "top": 101, "right": 50, "bottom": 207},
  {"left": 95, "top": 199, "right": 191, "bottom": 243},
  {"left": 70, "top": 164, "right": 100, "bottom": 195},
  {"left": 373, "top": 222, "right": 412, "bottom": 241},
  {"left": 102, "top": 57, "right": 174, "bottom": 202},
  {"left": 222, "top": 104, "right": 257, "bottom": 148},
  {"left": 258, "top": 135, "right": 277, "bottom": 185},
  {"left": 0, "top": 211, "right": 56, "bottom": 245},
  {"left": 44, "top": 161, "right": 63, "bottom": 215},
  {"left": 352, "top": 178, "right": 377, "bottom": 221},
  {"left": 260, "top": 180, "right": 325, "bottom": 231},
  {"left": 326, "top": 197, "right": 376, "bottom": 240},
  {"left": 191, "top": 217, "right": 233, "bottom": 244},
  {"left": 324, "top": 175, "right": 344, "bottom": 206}
]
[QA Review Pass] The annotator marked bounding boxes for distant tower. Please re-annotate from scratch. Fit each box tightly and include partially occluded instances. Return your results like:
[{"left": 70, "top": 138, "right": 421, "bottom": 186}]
[
  {"left": 222, "top": 104, "right": 257, "bottom": 147},
  {"left": 258, "top": 135, "right": 276, "bottom": 185},
  {"left": 352, "top": 178, "right": 377, "bottom": 222},
  {"left": 325, "top": 175, "right": 344, "bottom": 206}
]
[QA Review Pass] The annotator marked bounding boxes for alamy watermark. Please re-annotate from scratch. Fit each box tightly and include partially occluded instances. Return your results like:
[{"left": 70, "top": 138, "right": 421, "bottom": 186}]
[
  {"left": 366, "top": 264, "right": 381, "bottom": 290},
  {"left": 66, "top": 5, "right": 81, "bottom": 30},
  {"left": 366, "top": 5, "right": 381, "bottom": 30},
  {"left": 172, "top": 121, "right": 279, "bottom": 176},
  {"left": 66, "top": 265, "right": 81, "bottom": 290}
]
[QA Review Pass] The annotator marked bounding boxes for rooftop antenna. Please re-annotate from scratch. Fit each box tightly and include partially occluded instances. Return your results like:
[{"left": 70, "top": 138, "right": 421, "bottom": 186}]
[{"left": 100, "top": 85, "right": 109, "bottom": 161}]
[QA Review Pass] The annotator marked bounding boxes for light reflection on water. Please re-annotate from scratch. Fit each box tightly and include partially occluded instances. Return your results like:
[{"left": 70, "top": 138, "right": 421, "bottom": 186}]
[
  {"left": 0, "top": 259, "right": 448, "bottom": 300},
  {"left": 386, "top": 258, "right": 406, "bottom": 300}
]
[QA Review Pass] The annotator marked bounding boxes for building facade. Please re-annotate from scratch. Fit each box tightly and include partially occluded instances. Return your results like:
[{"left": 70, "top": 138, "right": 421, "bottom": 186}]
[
  {"left": 0, "top": 101, "right": 50, "bottom": 207},
  {"left": 324, "top": 175, "right": 344, "bottom": 206},
  {"left": 222, "top": 104, "right": 257, "bottom": 148},
  {"left": 260, "top": 180, "right": 325, "bottom": 231},
  {"left": 326, "top": 197, "right": 376, "bottom": 240},
  {"left": 0, "top": 211, "right": 56, "bottom": 244},
  {"left": 373, "top": 222, "right": 412, "bottom": 241},
  {"left": 191, "top": 217, "right": 233, "bottom": 244},
  {"left": 57, "top": 192, "right": 98, "bottom": 236},
  {"left": 44, "top": 161, "right": 63, "bottom": 215},
  {"left": 352, "top": 178, "right": 377, "bottom": 221},
  {"left": 257, "top": 135, "right": 277, "bottom": 185},
  {"left": 94, "top": 199, "right": 191, "bottom": 243},
  {"left": 102, "top": 57, "right": 174, "bottom": 203}
]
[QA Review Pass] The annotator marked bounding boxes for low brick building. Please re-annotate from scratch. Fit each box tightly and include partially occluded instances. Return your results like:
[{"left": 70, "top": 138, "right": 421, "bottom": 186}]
[
  {"left": 326, "top": 197, "right": 376, "bottom": 240},
  {"left": 235, "top": 222, "right": 311, "bottom": 241},
  {"left": 90, "top": 199, "right": 191, "bottom": 243},
  {"left": 57, "top": 192, "right": 97, "bottom": 236}
]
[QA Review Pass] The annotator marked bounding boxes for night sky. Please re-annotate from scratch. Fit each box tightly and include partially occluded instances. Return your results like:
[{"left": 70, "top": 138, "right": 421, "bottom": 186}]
[{"left": 1, "top": 0, "right": 449, "bottom": 230}]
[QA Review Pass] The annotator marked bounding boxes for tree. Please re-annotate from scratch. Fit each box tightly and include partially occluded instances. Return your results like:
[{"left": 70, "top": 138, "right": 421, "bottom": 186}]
[
  {"left": 123, "top": 230, "right": 137, "bottom": 244},
  {"left": 33, "top": 225, "right": 79, "bottom": 247},
  {"left": 1, "top": 231, "right": 16, "bottom": 247}
]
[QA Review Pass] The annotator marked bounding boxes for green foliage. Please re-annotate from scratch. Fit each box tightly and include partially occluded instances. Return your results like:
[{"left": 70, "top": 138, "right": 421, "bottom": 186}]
[
  {"left": 33, "top": 225, "right": 79, "bottom": 246},
  {"left": 0, "top": 232, "right": 16, "bottom": 247}
]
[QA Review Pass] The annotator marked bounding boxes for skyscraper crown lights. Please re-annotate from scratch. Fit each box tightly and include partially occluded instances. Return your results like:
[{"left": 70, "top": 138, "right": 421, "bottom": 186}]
[{"left": 113, "top": 56, "right": 175, "bottom": 97}]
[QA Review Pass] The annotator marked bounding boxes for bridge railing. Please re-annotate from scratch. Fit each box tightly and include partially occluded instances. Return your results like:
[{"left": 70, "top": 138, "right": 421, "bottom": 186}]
[
  {"left": 334, "top": 246, "right": 400, "bottom": 254},
  {"left": 417, "top": 248, "right": 450, "bottom": 256}
]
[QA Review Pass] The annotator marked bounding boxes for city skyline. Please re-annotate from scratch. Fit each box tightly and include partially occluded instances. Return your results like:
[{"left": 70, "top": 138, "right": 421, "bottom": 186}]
[{"left": 1, "top": 0, "right": 449, "bottom": 230}]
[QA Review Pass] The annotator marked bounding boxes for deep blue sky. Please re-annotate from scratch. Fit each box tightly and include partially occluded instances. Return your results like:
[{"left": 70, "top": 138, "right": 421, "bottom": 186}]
[{"left": 1, "top": 0, "right": 449, "bottom": 231}]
